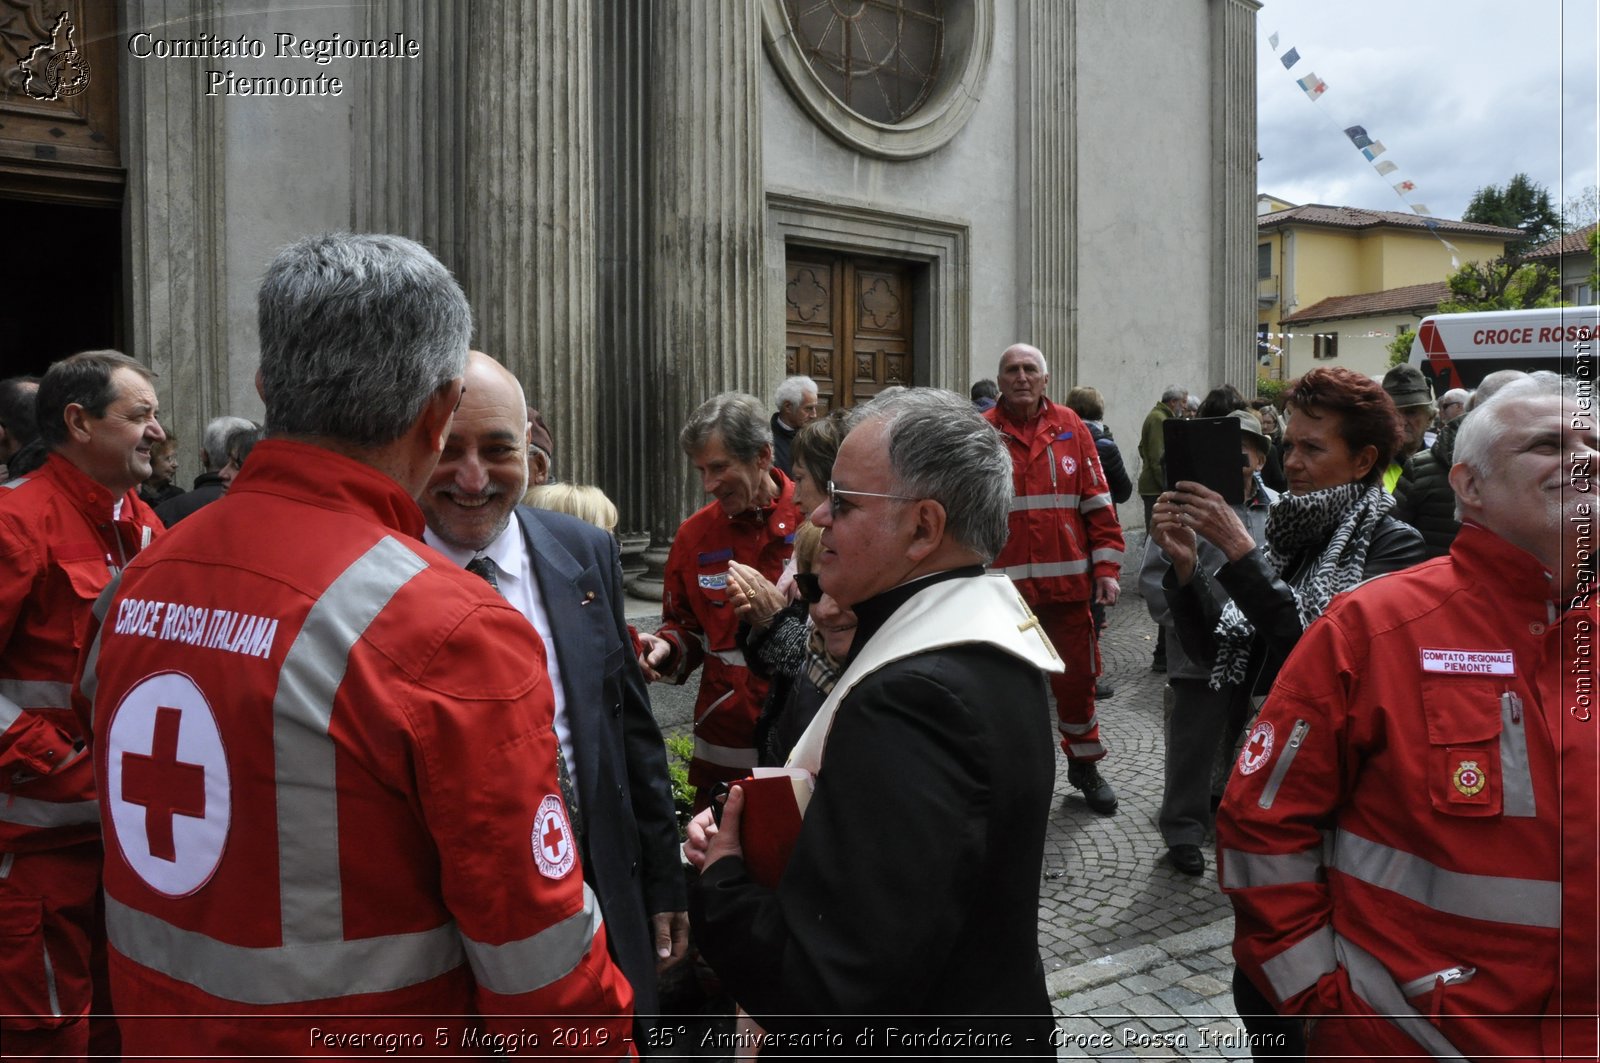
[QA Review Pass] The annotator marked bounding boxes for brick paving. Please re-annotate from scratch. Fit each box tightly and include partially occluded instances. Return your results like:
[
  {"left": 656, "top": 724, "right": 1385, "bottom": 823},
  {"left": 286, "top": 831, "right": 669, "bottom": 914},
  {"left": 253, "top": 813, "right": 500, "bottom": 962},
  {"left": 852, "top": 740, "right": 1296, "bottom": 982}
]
[{"left": 628, "top": 559, "right": 1251, "bottom": 1057}]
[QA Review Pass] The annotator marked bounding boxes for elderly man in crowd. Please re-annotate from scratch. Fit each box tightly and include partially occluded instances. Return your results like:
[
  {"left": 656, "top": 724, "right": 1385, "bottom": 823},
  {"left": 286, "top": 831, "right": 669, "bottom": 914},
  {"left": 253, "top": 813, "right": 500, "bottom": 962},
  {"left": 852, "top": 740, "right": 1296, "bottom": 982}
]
[
  {"left": 1139, "top": 384, "right": 1187, "bottom": 673},
  {"left": 1380, "top": 362, "right": 1436, "bottom": 492},
  {"left": 1217, "top": 372, "right": 1597, "bottom": 1059},
  {"left": 153, "top": 413, "right": 256, "bottom": 526},
  {"left": 82, "top": 233, "right": 632, "bottom": 1054},
  {"left": 642, "top": 393, "right": 803, "bottom": 803},
  {"left": 0, "top": 350, "right": 166, "bottom": 1056},
  {"left": 985, "top": 343, "right": 1126, "bottom": 814},
  {"left": 0, "top": 374, "right": 40, "bottom": 481},
  {"left": 769, "top": 375, "right": 820, "bottom": 478},
  {"left": 689, "top": 389, "right": 1062, "bottom": 1049},
  {"left": 421, "top": 350, "right": 687, "bottom": 1035}
]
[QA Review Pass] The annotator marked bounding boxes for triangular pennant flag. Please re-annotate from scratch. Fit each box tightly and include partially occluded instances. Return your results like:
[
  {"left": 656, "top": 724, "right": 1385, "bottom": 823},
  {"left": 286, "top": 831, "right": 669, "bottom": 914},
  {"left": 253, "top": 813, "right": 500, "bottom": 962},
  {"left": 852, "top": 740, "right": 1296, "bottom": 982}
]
[
  {"left": 1269, "top": 31, "right": 1280, "bottom": 50},
  {"left": 1296, "top": 73, "right": 1327, "bottom": 100},
  {"left": 1343, "top": 125, "right": 1371, "bottom": 148},
  {"left": 1394, "top": 180, "right": 1416, "bottom": 193},
  {"left": 1361, "top": 141, "right": 1387, "bottom": 161},
  {"left": 1281, "top": 47, "right": 1301, "bottom": 69},
  {"left": 1441, "top": 240, "right": 1461, "bottom": 268},
  {"left": 1373, "top": 160, "right": 1398, "bottom": 176}
]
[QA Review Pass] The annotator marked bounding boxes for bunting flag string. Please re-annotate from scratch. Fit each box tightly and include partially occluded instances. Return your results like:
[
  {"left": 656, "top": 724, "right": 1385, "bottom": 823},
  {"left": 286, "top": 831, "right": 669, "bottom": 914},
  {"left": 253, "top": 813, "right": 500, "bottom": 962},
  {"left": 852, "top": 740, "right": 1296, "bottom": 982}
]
[{"left": 1265, "top": 26, "right": 1461, "bottom": 268}]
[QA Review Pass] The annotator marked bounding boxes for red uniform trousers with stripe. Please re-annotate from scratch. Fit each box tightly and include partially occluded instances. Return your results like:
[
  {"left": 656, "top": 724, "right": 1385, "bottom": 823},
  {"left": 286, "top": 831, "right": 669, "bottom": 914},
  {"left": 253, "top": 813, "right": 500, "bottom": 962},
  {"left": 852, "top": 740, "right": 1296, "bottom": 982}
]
[{"left": 1033, "top": 600, "right": 1104, "bottom": 762}]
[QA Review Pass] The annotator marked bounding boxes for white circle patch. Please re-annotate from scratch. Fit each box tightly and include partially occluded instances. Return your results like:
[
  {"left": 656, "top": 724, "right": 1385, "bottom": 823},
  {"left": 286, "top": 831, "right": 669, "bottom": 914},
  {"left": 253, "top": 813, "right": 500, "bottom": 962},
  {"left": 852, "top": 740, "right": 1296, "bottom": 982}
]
[
  {"left": 1061, "top": 454, "right": 1077, "bottom": 476},
  {"left": 106, "top": 672, "right": 231, "bottom": 897},
  {"left": 1238, "top": 721, "right": 1275, "bottom": 776},
  {"left": 532, "top": 794, "right": 576, "bottom": 879}
]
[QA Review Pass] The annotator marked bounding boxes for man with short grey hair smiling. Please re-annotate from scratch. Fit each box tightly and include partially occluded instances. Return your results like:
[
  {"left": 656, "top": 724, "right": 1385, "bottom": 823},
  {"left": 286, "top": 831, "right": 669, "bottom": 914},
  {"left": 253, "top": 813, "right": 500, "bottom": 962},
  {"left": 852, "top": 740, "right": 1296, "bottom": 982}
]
[
  {"left": 1218, "top": 372, "right": 1598, "bottom": 1058},
  {"left": 689, "top": 388, "right": 1062, "bottom": 1048}
]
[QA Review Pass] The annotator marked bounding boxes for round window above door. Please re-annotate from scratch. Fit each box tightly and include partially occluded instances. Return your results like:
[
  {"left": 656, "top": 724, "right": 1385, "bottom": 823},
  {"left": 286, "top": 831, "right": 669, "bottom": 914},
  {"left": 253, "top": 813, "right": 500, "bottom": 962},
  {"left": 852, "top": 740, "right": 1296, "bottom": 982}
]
[{"left": 761, "top": 0, "right": 993, "bottom": 160}]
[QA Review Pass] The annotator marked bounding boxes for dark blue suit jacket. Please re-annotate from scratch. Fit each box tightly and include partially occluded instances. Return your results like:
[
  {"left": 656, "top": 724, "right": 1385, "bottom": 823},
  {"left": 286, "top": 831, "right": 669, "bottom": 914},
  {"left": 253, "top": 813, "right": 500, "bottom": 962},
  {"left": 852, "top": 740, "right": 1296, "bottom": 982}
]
[{"left": 515, "top": 506, "right": 684, "bottom": 1020}]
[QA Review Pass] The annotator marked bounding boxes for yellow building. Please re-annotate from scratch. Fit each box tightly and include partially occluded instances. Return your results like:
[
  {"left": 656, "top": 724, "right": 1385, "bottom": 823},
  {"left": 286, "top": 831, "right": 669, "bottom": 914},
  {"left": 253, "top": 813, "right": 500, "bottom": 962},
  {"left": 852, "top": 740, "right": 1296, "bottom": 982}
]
[{"left": 1257, "top": 199, "right": 1520, "bottom": 380}]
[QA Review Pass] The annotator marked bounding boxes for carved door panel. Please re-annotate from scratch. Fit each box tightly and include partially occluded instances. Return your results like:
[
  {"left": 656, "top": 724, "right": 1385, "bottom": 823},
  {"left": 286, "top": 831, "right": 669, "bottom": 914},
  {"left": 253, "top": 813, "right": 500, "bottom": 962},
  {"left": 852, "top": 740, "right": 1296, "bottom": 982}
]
[
  {"left": 785, "top": 248, "right": 913, "bottom": 410},
  {"left": 0, "top": 0, "right": 123, "bottom": 203}
]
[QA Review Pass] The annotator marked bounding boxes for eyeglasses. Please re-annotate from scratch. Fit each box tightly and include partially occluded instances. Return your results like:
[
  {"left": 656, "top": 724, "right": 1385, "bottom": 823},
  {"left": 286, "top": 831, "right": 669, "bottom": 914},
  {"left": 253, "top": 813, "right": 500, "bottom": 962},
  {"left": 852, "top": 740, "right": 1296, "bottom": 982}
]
[
  {"left": 826, "top": 480, "right": 920, "bottom": 517},
  {"left": 794, "top": 571, "right": 823, "bottom": 604}
]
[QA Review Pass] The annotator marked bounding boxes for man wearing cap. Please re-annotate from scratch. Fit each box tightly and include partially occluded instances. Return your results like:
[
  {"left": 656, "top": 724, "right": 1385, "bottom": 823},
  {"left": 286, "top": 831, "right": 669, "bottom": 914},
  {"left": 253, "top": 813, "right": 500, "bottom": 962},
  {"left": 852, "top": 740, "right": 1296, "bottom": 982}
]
[{"left": 1380, "top": 363, "right": 1435, "bottom": 493}]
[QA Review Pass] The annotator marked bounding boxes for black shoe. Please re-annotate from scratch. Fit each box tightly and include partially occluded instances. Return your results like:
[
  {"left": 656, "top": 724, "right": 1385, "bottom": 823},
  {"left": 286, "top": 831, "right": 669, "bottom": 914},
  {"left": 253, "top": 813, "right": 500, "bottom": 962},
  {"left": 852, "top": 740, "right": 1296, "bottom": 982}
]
[
  {"left": 1067, "top": 761, "right": 1118, "bottom": 815},
  {"left": 1095, "top": 680, "right": 1114, "bottom": 699},
  {"left": 1167, "top": 844, "right": 1206, "bottom": 876}
]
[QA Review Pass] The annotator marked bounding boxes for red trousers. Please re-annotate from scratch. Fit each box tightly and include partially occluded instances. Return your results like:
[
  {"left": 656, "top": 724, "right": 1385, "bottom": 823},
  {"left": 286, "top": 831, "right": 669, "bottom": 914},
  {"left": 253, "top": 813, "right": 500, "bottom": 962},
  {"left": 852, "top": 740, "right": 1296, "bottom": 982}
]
[
  {"left": 1034, "top": 600, "right": 1105, "bottom": 762},
  {"left": 0, "top": 842, "right": 116, "bottom": 1061}
]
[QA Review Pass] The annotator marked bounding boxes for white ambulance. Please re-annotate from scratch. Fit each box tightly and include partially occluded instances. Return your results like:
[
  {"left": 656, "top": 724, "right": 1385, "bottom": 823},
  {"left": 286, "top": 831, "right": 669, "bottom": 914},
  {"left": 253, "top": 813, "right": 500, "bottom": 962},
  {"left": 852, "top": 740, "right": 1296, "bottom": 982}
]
[{"left": 1408, "top": 307, "right": 1598, "bottom": 391}]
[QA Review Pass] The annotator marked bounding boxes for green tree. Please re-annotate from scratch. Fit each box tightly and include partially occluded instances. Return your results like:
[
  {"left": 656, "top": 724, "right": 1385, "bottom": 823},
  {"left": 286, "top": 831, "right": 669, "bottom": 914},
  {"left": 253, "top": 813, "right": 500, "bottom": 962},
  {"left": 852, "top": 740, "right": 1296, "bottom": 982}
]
[
  {"left": 1437, "top": 257, "right": 1563, "bottom": 313},
  {"left": 1388, "top": 327, "right": 1415, "bottom": 368},
  {"left": 1591, "top": 227, "right": 1600, "bottom": 295},
  {"left": 1462, "top": 173, "right": 1563, "bottom": 255}
]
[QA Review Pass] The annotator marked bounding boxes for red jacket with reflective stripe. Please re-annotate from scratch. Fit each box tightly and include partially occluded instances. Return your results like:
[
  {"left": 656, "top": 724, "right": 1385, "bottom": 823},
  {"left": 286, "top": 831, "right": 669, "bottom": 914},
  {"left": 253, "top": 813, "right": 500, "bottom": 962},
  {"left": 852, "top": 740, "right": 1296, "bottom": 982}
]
[
  {"left": 84, "top": 442, "right": 634, "bottom": 1054},
  {"left": 0, "top": 452, "right": 162, "bottom": 852},
  {"left": 1217, "top": 525, "right": 1596, "bottom": 1060},
  {"left": 655, "top": 473, "right": 801, "bottom": 784},
  {"left": 984, "top": 400, "right": 1125, "bottom": 605}
]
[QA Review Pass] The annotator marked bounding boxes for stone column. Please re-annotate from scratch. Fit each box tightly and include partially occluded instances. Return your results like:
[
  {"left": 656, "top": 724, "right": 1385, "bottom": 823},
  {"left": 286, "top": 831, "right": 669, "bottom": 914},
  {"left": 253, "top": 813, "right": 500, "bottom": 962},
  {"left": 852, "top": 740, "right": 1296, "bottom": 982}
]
[
  {"left": 1015, "top": 0, "right": 1077, "bottom": 382},
  {"left": 354, "top": 0, "right": 470, "bottom": 276},
  {"left": 647, "top": 0, "right": 765, "bottom": 543},
  {"left": 594, "top": 0, "right": 654, "bottom": 536},
  {"left": 122, "top": 0, "right": 229, "bottom": 472},
  {"left": 465, "top": 0, "right": 600, "bottom": 484},
  {"left": 1211, "top": 0, "right": 1261, "bottom": 393}
]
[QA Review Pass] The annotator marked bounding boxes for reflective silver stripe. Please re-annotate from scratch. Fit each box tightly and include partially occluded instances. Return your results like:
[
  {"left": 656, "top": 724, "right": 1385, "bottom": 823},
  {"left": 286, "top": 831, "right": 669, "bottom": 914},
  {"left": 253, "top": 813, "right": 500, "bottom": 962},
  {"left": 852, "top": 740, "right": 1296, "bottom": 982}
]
[
  {"left": 1398, "top": 965, "right": 1476, "bottom": 999},
  {"left": 1089, "top": 547, "right": 1124, "bottom": 564},
  {"left": 0, "top": 692, "right": 22, "bottom": 733},
  {"left": 0, "top": 852, "right": 12, "bottom": 878},
  {"left": 0, "top": 679, "right": 73, "bottom": 710},
  {"left": 1010, "top": 493, "right": 1080, "bottom": 512},
  {"left": 1332, "top": 829, "right": 1560, "bottom": 928},
  {"left": 462, "top": 882, "right": 604, "bottom": 995},
  {"left": 41, "top": 938, "right": 61, "bottom": 1018},
  {"left": 78, "top": 574, "right": 122, "bottom": 727},
  {"left": 1335, "top": 933, "right": 1471, "bottom": 1061},
  {"left": 693, "top": 737, "right": 758, "bottom": 770},
  {"left": 1500, "top": 692, "right": 1535, "bottom": 818},
  {"left": 1080, "top": 492, "right": 1113, "bottom": 514},
  {"left": 105, "top": 894, "right": 464, "bottom": 1005},
  {"left": 993, "top": 560, "right": 1089, "bottom": 581},
  {"left": 708, "top": 648, "right": 748, "bottom": 668},
  {"left": 1067, "top": 741, "right": 1105, "bottom": 758},
  {"left": 1260, "top": 924, "right": 1336, "bottom": 1002},
  {"left": 1220, "top": 847, "right": 1323, "bottom": 890},
  {"left": 1258, "top": 719, "right": 1310, "bottom": 809},
  {"left": 0, "top": 796, "right": 99, "bottom": 827},
  {"left": 1059, "top": 717, "right": 1099, "bottom": 736},
  {"left": 275, "top": 536, "right": 427, "bottom": 945},
  {"left": 0, "top": 477, "right": 29, "bottom": 489}
]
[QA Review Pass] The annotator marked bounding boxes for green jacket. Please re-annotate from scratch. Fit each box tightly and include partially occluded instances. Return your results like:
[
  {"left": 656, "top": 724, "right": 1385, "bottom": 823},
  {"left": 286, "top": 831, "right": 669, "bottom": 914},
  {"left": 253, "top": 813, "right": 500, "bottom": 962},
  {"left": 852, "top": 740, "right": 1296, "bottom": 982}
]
[{"left": 1137, "top": 401, "right": 1174, "bottom": 496}]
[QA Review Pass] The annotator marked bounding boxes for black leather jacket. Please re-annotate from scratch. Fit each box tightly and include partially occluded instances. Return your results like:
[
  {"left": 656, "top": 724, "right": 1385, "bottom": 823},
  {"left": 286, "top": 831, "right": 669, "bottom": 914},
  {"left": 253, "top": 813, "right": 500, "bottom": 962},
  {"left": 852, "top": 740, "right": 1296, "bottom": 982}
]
[{"left": 1164, "top": 512, "right": 1426, "bottom": 697}]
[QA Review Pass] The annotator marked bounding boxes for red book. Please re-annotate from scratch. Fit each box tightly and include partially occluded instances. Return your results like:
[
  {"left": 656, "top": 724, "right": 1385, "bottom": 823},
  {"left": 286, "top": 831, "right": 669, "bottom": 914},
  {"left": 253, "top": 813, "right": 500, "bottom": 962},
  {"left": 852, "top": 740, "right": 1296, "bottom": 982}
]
[{"left": 736, "top": 768, "right": 814, "bottom": 888}]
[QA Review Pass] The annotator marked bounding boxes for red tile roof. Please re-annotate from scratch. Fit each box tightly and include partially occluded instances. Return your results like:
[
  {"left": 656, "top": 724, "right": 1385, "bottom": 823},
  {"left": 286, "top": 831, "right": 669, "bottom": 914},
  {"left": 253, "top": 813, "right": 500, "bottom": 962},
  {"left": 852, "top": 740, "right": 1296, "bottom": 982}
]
[
  {"left": 1258, "top": 203, "right": 1522, "bottom": 239},
  {"left": 1525, "top": 222, "right": 1598, "bottom": 260},
  {"left": 1279, "top": 281, "right": 1448, "bottom": 325}
]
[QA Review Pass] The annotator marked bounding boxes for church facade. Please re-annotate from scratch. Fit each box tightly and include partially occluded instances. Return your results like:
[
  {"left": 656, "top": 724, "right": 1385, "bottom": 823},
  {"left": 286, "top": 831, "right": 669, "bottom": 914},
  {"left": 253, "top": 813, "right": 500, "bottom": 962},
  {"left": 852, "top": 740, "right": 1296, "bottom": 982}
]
[{"left": 2, "top": 0, "right": 1258, "bottom": 551}]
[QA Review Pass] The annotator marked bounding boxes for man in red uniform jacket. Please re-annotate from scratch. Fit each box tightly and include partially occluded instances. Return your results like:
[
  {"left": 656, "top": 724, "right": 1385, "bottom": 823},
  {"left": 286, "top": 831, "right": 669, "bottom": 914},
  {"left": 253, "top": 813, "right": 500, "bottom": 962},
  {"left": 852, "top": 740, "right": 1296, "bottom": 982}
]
[
  {"left": 985, "top": 344, "right": 1126, "bottom": 814},
  {"left": 0, "top": 349, "right": 165, "bottom": 1057},
  {"left": 1218, "top": 372, "right": 1598, "bottom": 1059},
  {"left": 79, "top": 233, "right": 634, "bottom": 1056},
  {"left": 639, "top": 392, "right": 802, "bottom": 803}
]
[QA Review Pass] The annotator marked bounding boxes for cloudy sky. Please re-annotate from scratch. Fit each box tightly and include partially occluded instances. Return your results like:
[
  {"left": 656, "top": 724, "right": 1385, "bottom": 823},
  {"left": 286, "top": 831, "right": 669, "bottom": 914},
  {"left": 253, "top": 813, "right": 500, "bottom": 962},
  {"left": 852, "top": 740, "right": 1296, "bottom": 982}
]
[{"left": 1257, "top": 0, "right": 1598, "bottom": 223}]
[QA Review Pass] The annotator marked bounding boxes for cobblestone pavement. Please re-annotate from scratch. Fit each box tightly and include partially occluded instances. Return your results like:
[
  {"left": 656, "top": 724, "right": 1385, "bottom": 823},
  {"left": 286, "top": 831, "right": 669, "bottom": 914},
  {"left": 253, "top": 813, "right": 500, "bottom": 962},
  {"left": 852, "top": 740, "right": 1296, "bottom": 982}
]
[{"left": 627, "top": 560, "right": 1251, "bottom": 1057}]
